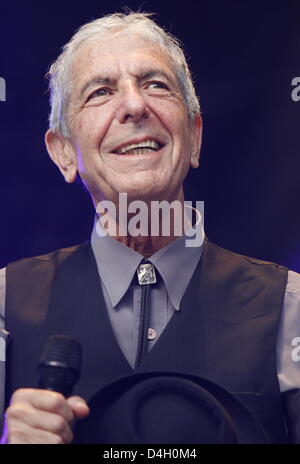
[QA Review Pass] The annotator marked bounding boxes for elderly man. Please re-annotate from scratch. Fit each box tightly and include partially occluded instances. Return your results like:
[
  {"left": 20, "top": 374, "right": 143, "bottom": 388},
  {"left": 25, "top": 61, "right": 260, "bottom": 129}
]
[{"left": 1, "top": 12, "right": 300, "bottom": 444}]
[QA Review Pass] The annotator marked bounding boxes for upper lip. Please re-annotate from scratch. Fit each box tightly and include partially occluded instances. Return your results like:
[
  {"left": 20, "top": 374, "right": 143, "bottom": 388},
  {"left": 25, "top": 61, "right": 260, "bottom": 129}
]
[{"left": 112, "top": 136, "right": 165, "bottom": 153}]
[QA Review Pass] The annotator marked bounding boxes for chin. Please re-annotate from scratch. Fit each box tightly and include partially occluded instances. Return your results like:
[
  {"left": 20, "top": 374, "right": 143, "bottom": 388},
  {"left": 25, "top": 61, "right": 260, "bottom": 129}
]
[{"left": 111, "top": 181, "right": 156, "bottom": 198}]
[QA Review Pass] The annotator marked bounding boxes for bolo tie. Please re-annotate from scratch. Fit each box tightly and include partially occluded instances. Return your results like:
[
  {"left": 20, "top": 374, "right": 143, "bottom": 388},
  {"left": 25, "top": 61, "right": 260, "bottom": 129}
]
[{"left": 135, "top": 260, "right": 157, "bottom": 368}]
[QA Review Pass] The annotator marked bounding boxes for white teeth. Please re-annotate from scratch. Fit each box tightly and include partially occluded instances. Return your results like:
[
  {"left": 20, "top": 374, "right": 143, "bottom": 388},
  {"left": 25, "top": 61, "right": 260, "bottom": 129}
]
[
  {"left": 125, "top": 148, "right": 154, "bottom": 155},
  {"left": 118, "top": 140, "right": 160, "bottom": 154}
]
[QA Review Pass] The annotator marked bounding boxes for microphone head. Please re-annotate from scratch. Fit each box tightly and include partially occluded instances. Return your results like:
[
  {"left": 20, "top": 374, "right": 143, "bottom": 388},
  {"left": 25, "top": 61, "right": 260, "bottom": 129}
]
[{"left": 38, "top": 334, "right": 82, "bottom": 397}]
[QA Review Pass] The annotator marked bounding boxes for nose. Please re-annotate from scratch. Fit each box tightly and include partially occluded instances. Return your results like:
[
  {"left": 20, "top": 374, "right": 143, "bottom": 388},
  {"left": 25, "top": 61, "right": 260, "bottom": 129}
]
[{"left": 115, "top": 81, "right": 149, "bottom": 124}]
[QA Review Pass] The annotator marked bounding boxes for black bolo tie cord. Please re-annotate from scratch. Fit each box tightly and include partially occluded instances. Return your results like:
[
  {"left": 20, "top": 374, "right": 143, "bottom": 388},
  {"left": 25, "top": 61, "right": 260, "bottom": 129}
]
[
  {"left": 135, "top": 282, "right": 151, "bottom": 368},
  {"left": 134, "top": 259, "right": 158, "bottom": 369}
]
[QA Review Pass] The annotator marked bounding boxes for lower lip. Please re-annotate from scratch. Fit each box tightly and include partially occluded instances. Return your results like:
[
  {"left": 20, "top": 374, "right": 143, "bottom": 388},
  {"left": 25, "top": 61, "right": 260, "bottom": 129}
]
[{"left": 110, "top": 146, "right": 165, "bottom": 158}]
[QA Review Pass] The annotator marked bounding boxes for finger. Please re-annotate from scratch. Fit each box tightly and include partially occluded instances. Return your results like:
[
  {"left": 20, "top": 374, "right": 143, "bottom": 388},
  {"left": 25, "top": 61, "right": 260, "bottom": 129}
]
[
  {"left": 6, "top": 403, "right": 73, "bottom": 444},
  {"left": 8, "top": 420, "right": 70, "bottom": 444},
  {"left": 10, "top": 389, "right": 74, "bottom": 424},
  {"left": 67, "top": 396, "right": 90, "bottom": 419}
]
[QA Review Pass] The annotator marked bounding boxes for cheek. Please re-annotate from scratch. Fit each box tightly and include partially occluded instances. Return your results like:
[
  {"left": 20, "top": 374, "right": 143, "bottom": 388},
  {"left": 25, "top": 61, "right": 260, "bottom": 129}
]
[
  {"left": 73, "top": 108, "right": 109, "bottom": 148},
  {"left": 76, "top": 119, "right": 98, "bottom": 147},
  {"left": 164, "top": 107, "right": 190, "bottom": 144},
  {"left": 171, "top": 123, "right": 192, "bottom": 155},
  {"left": 171, "top": 126, "right": 193, "bottom": 176}
]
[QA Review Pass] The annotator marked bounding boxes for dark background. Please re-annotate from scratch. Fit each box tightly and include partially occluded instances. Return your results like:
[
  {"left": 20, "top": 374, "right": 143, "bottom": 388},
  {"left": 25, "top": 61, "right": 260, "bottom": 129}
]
[{"left": 0, "top": 0, "right": 300, "bottom": 270}]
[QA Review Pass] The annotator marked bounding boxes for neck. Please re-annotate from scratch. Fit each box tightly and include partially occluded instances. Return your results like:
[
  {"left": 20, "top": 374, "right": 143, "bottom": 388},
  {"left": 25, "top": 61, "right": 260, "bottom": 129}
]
[
  {"left": 115, "top": 234, "right": 176, "bottom": 258},
  {"left": 94, "top": 188, "right": 190, "bottom": 257}
]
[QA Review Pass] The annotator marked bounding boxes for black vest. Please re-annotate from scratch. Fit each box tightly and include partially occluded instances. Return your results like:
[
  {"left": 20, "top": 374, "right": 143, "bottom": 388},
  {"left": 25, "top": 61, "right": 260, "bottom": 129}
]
[{"left": 5, "top": 239, "right": 289, "bottom": 443}]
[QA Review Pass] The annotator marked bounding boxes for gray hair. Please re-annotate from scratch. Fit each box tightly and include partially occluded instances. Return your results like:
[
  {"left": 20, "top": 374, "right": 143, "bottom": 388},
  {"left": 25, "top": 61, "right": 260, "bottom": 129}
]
[{"left": 47, "top": 12, "right": 200, "bottom": 137}]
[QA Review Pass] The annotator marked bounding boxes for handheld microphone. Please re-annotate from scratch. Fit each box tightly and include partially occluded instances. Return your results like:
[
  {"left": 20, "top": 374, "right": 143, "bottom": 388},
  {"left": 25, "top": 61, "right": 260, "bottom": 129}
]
[{"left": 38, "top": 334, "right": 82, "bottom": 397}]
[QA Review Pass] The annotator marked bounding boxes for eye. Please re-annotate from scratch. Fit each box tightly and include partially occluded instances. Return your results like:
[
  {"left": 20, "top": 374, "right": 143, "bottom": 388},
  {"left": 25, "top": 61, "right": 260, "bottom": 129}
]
[
  {"left": 87, "top": 87, "right": 111, "bottom": 101},
  {"left": 147, "top": 81, "right": 169, "bottom": 90}
]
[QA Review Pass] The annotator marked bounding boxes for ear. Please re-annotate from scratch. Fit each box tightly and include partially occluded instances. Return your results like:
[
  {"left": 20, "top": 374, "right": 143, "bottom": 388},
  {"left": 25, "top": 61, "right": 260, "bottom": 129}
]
[
  {"left": 190, "top": 113, "right": 203, "bottom": 169},
  {"left": 45, "top": 129, "right": 78, "bottom": 183}
]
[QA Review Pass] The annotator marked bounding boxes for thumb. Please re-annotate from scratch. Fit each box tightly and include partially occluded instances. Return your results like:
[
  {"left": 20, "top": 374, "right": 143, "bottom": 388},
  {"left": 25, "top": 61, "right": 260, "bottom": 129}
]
[{"left": 67, "top": 395, "right": 90, "bottom": 419}]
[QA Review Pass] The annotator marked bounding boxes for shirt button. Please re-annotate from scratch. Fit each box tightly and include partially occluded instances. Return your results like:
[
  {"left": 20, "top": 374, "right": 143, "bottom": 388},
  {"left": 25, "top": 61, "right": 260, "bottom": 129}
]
[{"left": 148, "top": 328, "right": 157, "bottom": 340}]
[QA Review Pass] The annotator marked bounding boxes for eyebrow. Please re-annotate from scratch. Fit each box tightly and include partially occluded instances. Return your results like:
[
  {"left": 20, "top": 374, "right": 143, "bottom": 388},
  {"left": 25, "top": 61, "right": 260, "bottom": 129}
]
[
  {"left": 138, "top": 70, "right": 174, "bottom": 84},
  {"left": 79, "top": 77, "right": 113, "bottom": 99},
  {"left": 79, "top": 69, "right": 175, "bottom": 99}
]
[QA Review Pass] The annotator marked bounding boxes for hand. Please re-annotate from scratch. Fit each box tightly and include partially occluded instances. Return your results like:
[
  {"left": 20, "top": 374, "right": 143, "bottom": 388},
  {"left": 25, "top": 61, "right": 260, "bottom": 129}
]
[{"left": 2, "top": 388, "right": 90, "bottom": 444}]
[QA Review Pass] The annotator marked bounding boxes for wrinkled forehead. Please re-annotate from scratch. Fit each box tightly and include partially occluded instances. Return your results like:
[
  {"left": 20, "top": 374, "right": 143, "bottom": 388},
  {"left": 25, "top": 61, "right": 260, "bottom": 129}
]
[{"left": 68, "top": 29, "right": 178, "bottom": 90}]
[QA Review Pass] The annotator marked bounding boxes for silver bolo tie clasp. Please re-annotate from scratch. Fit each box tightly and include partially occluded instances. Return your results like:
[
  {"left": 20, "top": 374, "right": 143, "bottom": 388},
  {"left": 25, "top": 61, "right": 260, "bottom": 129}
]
[{"left": 137, "top": 262, "right": 157, "bottom": 285}]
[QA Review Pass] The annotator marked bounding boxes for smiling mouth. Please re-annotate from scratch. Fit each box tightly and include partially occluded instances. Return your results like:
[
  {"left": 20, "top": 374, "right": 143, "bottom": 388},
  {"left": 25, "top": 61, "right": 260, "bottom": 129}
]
[{"left": 112, "top": 139, "right": 164, "bottom": 155}]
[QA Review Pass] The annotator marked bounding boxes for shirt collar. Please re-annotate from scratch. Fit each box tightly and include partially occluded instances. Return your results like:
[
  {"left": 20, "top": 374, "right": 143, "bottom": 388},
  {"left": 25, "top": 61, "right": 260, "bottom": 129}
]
[{"left": 91, "top": 218, "right": 205, "bottom": 310}]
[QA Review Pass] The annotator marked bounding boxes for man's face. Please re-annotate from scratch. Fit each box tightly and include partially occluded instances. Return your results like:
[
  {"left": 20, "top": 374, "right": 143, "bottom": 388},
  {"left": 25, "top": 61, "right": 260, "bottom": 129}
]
[{"left": 50, "top": 30, "right": 202, "bottom": 205}]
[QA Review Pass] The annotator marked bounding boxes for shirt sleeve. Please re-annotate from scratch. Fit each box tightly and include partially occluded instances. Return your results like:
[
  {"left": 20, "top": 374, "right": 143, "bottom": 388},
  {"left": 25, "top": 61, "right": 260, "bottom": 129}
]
[
  {"left": 277, "top": 269, "right": 300, "bottom": 391},
  {"left": 277, "top": 269, "right": 300, "bottom": 442},
  {"left": 0, "top": 267, "right": 7, "bottom": 436}
]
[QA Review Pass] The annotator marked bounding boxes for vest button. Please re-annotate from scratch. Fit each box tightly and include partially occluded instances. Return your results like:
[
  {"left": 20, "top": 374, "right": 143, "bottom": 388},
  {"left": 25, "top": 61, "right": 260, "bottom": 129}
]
[{"left": 147, "top": 328, "right": 157, "bottom": 340}]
